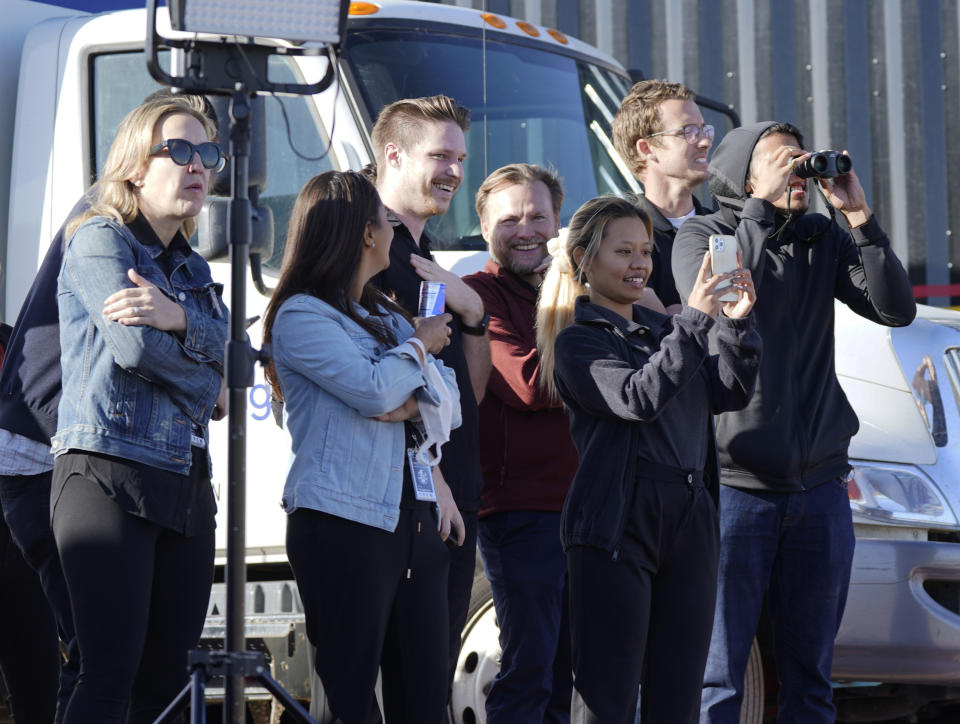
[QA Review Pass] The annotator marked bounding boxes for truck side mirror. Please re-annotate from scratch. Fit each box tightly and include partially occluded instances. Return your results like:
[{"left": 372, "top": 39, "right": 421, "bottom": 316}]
[{"left": 195, "top": 198, "right": 275, "bottom": 262}]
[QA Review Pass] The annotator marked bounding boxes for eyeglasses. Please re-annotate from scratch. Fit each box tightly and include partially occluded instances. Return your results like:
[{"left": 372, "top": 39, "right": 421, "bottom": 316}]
[
  {"left": 149, "top": 139, "right": 226, "bottom": 172},
  {"left": 646, "top": 123, "right": 715, "bottom": 145}
]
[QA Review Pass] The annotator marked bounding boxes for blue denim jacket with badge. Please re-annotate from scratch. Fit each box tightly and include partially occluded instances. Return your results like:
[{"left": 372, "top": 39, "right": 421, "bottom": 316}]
[
  {"left": 273, "top": 294, "right": 461, "bottom": 532},
  {"left": 53, "top": 217, "right": 227, "bottom": 474}
]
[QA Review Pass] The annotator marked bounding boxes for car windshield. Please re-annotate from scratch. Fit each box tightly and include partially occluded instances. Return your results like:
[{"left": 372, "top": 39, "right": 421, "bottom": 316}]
[{"left": 345, "top": 26, "right": 638, "bottom": 250}]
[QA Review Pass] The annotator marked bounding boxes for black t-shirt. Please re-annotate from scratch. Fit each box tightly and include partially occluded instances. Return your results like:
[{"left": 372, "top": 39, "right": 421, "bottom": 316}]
[
  {"left": 53, "top": 447, "right": 216, "bottom": 536},
  {"left": 373, "top": 218, "right": 482, "bottom": 512},
  {"left": 127, "top": 214, "right": 192, "bottom": 278}
]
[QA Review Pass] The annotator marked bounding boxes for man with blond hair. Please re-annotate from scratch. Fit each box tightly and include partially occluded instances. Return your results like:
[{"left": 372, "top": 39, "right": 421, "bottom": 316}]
[
  {"left": 613, "top": 79, "right": 714, "bottom": 314},
  {"left": 463, "top": 163, "right": 578, "bottom": 723},
  {"left": 371, "top": 95, "right": 491, "bottom": 713}
]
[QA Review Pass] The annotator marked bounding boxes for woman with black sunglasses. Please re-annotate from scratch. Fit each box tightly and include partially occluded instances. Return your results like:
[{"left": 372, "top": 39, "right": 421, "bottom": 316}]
[{"left": 51, "top": 95, "right": 227, "bottom": 723}]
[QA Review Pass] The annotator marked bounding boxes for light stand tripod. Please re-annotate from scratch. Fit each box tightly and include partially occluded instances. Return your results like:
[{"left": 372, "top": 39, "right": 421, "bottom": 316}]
[{"left": 145, "top": 1, "right": 348, "bottom": 721}]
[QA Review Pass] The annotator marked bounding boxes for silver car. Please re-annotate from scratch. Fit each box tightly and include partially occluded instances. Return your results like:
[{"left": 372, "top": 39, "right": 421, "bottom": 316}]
[{"left": 830, "top": 302, "right": 960, "bottom": 723}]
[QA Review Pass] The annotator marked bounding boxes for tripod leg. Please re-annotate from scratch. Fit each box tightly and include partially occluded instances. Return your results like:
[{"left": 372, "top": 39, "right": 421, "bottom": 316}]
[
  {"left": 253, "top": 668, "right": 316, "bottom": 724},
  {"left": 190, "top": 665, "right": 206, "bottom": 724},
  {"left": 153, "top": 679, "right": 193, "bottom": 724}
]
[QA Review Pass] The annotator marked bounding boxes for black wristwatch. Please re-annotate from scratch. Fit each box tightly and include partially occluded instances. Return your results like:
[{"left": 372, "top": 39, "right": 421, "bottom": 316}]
[{"left": 460, "top": 313, "right": 490, "bottom": 336}]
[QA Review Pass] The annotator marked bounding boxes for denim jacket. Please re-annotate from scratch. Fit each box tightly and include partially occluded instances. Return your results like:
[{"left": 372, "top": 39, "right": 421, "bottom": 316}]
[
  {"left": 53, "top": 217, "right": 227, "bottom": 474},
  {"left": 272, "top": 294, "right": 462, "bottom": 532}
]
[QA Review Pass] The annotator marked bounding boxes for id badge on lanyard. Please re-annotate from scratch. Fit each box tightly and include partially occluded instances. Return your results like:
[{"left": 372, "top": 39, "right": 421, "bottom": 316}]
[{"left": 406, "top": 448, "right": 437, "bottom": 501}]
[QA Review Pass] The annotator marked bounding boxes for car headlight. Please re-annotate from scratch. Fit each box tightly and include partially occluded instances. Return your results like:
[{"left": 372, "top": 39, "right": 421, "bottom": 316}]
[{"left": 849, "top": 463, "right": 959, "bottom": 529}]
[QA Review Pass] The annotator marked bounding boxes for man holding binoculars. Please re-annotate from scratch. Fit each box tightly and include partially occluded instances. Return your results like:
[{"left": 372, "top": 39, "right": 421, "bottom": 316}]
[{"left": 671, "top": 122, "right": 916, "bottom": 723}]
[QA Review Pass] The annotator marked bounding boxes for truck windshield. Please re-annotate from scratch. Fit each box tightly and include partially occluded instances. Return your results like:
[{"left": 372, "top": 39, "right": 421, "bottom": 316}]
[{"left": 345, "top": 27, "right": 637, "bottom": 250}]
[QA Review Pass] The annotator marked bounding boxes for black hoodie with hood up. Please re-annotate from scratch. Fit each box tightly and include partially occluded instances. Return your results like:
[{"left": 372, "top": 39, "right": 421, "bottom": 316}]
[{"left": 672, "top": 122, "right": 916, "bottom": 493}]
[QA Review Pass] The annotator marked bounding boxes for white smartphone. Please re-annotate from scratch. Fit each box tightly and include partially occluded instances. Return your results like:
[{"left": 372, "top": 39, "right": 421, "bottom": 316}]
[{"left": 709, "top": 234, "right": 739, "bottom": 303}]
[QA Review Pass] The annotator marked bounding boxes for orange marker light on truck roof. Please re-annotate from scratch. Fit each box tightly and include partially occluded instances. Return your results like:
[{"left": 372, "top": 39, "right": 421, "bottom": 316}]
[
  {"left": 547, "top": 28, "right": 569, "bottom": 44},
  {"left": 481, "top": 13, "right": 507, "bottom": 29},
  {"left": 516, "top": 21, "right": 540, "bottom": 37},
  {"left": 349, "top": 2, "right": 379, "bottom": 15}
]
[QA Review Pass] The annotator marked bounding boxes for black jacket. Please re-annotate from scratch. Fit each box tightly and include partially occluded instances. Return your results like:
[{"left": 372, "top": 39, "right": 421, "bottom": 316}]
[
  {"left": 637, "top": 193, "right": 708, "bottom": 309},
  {"left": 554, "top": 299, "right": 761, "bottom": 552},
  {"left": 672, "top": 122, "right": 916, "bottom": 493},
  {"left": 0, "top": 198, "right": 88, "bottom": 445}
]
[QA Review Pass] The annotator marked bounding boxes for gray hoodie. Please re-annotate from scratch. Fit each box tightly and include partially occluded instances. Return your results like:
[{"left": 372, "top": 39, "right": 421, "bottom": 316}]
[{"left": 671, "top": 122, "right": 916, "bottom": 492}]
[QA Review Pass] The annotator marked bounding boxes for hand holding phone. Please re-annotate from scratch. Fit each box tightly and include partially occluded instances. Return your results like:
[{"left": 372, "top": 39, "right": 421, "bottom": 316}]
[{"left": 709, "top": 235, "right": 739, "bottom": 303}]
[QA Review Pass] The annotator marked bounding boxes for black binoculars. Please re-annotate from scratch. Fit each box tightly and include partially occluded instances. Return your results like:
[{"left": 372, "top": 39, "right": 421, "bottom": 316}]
[{"left": 794, "top": 151, "right": 852, "bottom": 179}]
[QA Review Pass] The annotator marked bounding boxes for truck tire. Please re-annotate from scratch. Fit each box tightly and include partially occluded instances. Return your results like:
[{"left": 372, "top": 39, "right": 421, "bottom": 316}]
[
  {"left": 740, "top": 638, "right": 765, "bottom": 724},
  {"left": 450, "top": 572, "right": 499, "bottom": 724},
  {"left": 451, "top": 573, "right": 767, "bottom": 724}
]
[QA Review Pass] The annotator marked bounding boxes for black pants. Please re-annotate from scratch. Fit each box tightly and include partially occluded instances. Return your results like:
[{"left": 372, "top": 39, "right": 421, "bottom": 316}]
[
  {"left": 51, "top": 466, "right": 214, "bottom": 724},
  {"left": 568, "top": 476, "right": 719, "bottom": 724},
  {"left": 289, "top": 506, "right": 450, "bottom": 724},
  {"left": 0, "top": 509, "right": 60, "bottom": 724},
  {"left": 0, "top": 469, "right": 78, "bottom": 724},
  {"left": 445, "top": 509, "right": 477, "bottom": 694}
]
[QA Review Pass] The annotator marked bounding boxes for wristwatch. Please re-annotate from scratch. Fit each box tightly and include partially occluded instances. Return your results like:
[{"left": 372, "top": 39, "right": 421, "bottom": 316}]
[{"left": 460, "top": 312, "right": 490, "bottom": 336}]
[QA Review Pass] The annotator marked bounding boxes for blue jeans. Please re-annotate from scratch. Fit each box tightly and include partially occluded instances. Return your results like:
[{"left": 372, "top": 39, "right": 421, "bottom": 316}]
[
  {"left": 478, "top": 511, "right": 571, "bottom": 724},
  {"left": 0, "top": 471, "right": 79, "bottom": 724},
  {"left": 700, "top": 479, "right": 856, "bottom": 724}
]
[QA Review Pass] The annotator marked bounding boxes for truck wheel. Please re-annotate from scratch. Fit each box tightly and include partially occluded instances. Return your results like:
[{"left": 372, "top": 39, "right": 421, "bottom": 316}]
[
  {"left": 739, "top": 638, "right": 765, "bottom": 724},
  {"left": 450, "top": 573, "right": 499, "bottom": 724},
  {"left": 449, "top": 574, "right": 766, "bottom": 724}
]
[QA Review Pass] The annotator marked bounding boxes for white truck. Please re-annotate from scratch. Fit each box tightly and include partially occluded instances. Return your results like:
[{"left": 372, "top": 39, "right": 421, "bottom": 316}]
[{"left": 4, "top": 2, "right": 960, "bottom": 722}]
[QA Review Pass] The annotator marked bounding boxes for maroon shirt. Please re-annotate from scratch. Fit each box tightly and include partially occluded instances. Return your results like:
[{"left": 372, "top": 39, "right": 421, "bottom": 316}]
[{"left": 463, "top": 260, "right": 579, "bottom": 517}]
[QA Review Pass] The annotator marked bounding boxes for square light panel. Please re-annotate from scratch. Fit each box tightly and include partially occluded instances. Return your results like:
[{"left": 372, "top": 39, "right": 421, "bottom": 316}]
[{"left": 170, "top": 0, "right": 346, "bottom": 44}]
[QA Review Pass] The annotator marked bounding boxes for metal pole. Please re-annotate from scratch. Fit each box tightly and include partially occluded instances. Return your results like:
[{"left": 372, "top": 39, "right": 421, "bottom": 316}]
[{"left": 224, "top": 85, "right": 253, "bottom": 724}]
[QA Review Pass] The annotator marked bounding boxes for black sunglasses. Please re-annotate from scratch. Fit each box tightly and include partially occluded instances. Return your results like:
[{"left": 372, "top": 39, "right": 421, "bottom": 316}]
[{"left": 149, "top": 138, "right": 226, "bottom": 172}]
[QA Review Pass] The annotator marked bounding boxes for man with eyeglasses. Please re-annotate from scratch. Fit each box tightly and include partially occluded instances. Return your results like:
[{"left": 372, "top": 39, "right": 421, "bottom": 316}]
[{"left": 613, "top": 79, "right": 713, "bottom": 315}]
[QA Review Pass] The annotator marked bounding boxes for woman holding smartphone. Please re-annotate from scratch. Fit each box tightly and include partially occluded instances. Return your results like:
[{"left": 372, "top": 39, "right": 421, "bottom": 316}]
[
  {"left": 262, "top": 170, "right": 463, "bottom": 724},
  {"left": 52, "top": 94, "right": 228, "bottom": 723},
  {"left": 536, "top": 195, "right": 761, "bottom": 723}
]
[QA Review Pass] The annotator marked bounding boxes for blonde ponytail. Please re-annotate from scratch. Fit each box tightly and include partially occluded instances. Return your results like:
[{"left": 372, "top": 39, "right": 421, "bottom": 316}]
[{"left": 536, "top": 232, "right": 586, "bottom": 401}]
